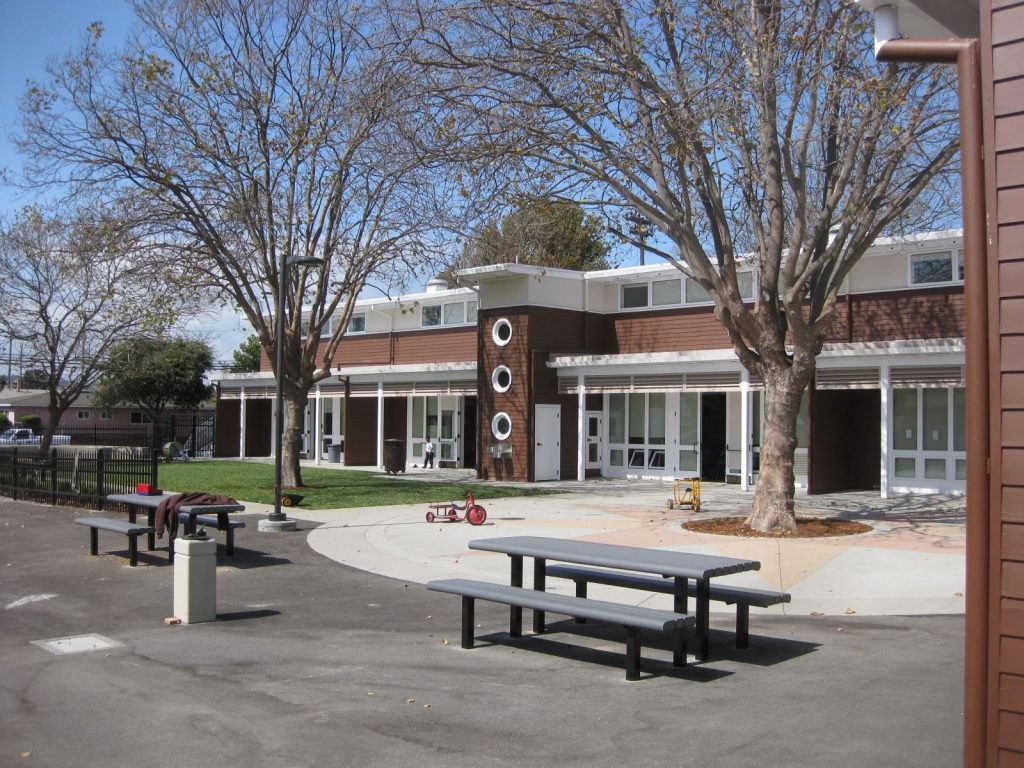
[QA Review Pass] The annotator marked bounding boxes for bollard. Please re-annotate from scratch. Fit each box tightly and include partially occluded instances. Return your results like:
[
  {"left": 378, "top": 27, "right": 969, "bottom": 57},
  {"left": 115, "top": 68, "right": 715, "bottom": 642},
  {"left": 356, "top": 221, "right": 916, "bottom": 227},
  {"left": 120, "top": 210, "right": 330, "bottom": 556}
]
[{"left": 173, "top": 536, "right": 218, "bottom": 624}]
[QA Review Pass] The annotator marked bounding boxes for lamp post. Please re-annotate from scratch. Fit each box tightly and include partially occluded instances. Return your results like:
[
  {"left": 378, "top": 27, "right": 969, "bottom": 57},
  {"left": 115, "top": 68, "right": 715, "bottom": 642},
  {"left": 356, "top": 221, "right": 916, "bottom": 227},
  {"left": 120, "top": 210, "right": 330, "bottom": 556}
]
[{"left": 259, "top": 250, "right": 324, "bottom": 533}]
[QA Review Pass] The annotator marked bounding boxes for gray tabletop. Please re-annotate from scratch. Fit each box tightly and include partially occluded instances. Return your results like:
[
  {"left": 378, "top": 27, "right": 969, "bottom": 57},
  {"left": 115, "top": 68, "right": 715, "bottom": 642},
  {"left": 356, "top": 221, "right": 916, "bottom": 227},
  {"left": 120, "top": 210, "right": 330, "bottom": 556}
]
[
  {"left": 468, "top": 536, "right": 759, "bottom": 580},
  {"left": 106, "top": 493, "right": 245, "bottom": 514}
]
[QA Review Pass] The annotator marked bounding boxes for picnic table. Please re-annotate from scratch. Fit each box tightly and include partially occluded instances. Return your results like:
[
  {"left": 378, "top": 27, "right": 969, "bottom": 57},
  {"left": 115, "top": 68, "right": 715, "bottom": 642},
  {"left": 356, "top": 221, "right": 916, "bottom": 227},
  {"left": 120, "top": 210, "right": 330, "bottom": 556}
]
[
  {"left": 468, "top": 536, "right": 761, "bottom": 661},
  {"left": 106, "top": 493, "right": 246, "bottom": 552}
]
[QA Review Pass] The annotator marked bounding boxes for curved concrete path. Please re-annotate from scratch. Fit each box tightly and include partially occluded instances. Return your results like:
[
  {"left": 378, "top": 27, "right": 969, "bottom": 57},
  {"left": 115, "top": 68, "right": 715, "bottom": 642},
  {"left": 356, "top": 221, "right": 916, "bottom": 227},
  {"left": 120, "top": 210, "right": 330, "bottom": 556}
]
[{"left": 283, "top": 470, "right": 966, "bottom": 618}]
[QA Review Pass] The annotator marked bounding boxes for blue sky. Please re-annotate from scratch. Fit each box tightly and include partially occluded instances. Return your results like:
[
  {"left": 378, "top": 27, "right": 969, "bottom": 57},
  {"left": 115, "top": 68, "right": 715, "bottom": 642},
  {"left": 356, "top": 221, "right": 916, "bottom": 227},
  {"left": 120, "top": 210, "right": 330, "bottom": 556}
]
[
  {"left": 0, "top": 1, "right": 251, "bottom": 361},
  {"left": 0, "top": 1, "right": 134, "bottom": 212}
]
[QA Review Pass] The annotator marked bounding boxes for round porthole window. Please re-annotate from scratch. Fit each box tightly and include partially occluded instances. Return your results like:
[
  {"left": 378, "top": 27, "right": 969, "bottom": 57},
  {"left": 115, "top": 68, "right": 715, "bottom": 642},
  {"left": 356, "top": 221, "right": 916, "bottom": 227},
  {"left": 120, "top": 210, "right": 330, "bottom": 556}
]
[
  {"left": 492, "top": 318, "right": 513, "bottom": 346},
  {"left": 491, "top": 412, "right": 512, "bottom": 441},
  {"left": 491, "top": 365, "right": 512, "bottom": 393}
]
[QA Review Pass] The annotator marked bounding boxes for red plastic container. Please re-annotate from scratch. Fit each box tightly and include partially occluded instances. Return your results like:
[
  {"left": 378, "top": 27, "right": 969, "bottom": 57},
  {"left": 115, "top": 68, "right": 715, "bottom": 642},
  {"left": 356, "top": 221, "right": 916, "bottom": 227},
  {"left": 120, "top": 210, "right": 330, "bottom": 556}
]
[{"left": 136, "top": 483, "right": 162, "bottom": 495}]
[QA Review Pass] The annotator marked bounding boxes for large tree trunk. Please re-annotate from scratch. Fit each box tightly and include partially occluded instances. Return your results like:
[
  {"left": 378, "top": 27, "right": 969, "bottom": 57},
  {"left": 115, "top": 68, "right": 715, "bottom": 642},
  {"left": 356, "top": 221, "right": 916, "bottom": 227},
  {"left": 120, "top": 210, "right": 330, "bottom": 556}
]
[
  {"left": 39, "top": 402, "right": 63, "bottom": 453},
  {"left": 280, "top": 383, "right": 309, "bottom": 488},
  {"left": 746, "top": 366, "right": 811, "bottom": 533}
]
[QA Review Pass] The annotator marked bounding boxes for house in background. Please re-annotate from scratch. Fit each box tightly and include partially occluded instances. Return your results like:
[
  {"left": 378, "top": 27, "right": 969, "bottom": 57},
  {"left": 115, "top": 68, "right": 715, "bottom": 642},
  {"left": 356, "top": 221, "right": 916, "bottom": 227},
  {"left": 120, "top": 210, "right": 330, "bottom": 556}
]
[
  {"left": 213, "top": 229, "right": 967, "bottom": 498},
  {"left": 0, "top": 388, "right": 214, "bottom": 452}
]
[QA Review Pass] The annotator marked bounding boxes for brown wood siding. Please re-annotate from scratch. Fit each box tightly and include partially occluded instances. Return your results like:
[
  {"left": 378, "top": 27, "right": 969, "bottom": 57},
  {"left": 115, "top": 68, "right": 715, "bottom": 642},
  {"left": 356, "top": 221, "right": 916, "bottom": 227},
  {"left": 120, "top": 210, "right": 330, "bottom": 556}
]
[
  {"left": 478, "top": 310, "right": 532, "bottom": 481},
  {"left": 344, "top": 398, "right": 377, "bottom": 466},
  {"left": 832, "top": 288, "right": 965, "bottom": 343},
  {"left": 990, "top": 2, "right": 1024, "bottom": 763},
  {"left": 604, "top": 307, "right": 731, "bottom": 353},
  {"left": 259, "top": 327, "right": 477, "bottom": 371},
  {"left": 214, "top": 398, "right": 240, "bottom": 458}
]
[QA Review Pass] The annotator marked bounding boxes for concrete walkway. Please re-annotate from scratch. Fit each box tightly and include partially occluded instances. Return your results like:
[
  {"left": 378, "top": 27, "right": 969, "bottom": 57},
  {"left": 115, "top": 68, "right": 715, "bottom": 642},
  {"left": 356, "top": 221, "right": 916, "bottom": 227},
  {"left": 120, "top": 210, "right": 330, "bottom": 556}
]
[{"left": 266, "top": 465, "right": 967, "bottom": 618}]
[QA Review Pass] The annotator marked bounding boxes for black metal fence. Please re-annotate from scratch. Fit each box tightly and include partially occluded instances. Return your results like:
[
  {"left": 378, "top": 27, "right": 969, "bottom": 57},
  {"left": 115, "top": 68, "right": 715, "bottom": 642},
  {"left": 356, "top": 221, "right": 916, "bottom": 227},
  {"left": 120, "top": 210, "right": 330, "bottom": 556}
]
[
  {"left": 0, "top": 446, "right": 158, "bottom": 509},
  {"left": 48, "top": 413, "right": 217, "bottom": 457}
]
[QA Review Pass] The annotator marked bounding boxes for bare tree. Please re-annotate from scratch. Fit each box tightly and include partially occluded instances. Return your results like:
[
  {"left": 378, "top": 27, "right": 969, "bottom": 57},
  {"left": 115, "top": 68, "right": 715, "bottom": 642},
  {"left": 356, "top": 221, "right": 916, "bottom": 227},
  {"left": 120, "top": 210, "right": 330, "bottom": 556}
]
[
  {"left": 0, "top": 206, "right": 181, "bottom": 451},
  {"left": 17, "top": 0, "right": 458, "bottom": 486},
  {"left": 418, "top": 0, "right": 960, "bottom": 530}
]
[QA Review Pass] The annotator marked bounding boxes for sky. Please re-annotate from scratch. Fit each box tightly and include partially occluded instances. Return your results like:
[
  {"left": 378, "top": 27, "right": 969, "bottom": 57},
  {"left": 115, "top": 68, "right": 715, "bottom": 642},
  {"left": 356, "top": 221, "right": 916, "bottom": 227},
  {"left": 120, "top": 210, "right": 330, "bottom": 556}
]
[{"left": 0, "top": 1, "right": 249, "bottom": 364}]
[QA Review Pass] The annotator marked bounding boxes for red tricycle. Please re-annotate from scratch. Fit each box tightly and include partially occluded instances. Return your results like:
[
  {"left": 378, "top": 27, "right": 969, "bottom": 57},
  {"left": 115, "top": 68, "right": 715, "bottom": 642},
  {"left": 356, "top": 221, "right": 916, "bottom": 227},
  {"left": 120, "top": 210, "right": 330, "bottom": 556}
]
[{"left": 426, "top": 490, "right": 487, "bottom": 525}]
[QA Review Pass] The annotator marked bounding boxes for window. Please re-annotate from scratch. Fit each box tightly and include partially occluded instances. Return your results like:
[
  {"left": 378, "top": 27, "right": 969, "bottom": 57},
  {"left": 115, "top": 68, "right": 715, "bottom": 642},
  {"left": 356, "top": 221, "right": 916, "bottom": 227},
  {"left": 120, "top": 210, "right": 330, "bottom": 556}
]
[
  {"left": 130, "top": 411, "right": 152, "bottom": 424},
  {"left": 491, "top": 412, "right": 512, "bottom": 440},
  {"left": 738, "top": 271, "right": 754, "bottom": 298},
  {"left": 609, "top": 392, "right": 669, "bottom": 472},
  {"left": 621, "top": 283, "right": 648, "bottom": 309},
  {"left": 100, "top": 409, "right": 113, "bottom": 420},
  {"left": 492, "top": 318, "right": 513, "bottom": 346},
  {"left": 347, "top": 313, "right": 366, "bottom": 333},
  {"left": 77, "top": 410, "right": 91, "bottom": 420},
  {"left": 424, "top": 301, "right": 475, "bottom": 327},
  {"left": 652, "top": 279, "right": 681, "bottom": 306},
  {"left": 491, "top": 365, "right": 512, "bottom": 393},
  {"left": 422, "top": 305, "right": 442, "bottom": 327},
  {"left": 685, "top": 278, "right": 711, "bottom": 303},
  {"left": 910, "top": 251, "right": 956, "bottom": 285},
  {"left": 443, "top": 302, "right": 465, "bottom": 325}
]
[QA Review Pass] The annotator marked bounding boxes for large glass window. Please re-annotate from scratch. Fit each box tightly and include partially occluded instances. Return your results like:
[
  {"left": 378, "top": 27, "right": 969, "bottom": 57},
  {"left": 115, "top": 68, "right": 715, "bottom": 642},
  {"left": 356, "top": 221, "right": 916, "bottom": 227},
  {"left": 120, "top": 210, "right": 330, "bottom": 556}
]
[
  {"left": 648, "top": 394, "right": 666, "bottom": 444},
  {"left": 893, "top": 389, "right": 918, "bottom": 450},
  {"left": 609, "top": 394, "right": 625, "bottom": 444},
  {"left": 443, "top": 302, "right": 465, "bottom": 325},
  {"left": 412, "top": 398, "right": 424, "bottom": 439},
  {"left": 685, "top": 279, "right": 710, "bottom": 303},
  {"left": 922, "top": 389, "right": 949, "bottom": 451},
  {"left": 422, "top": 305, "right": 442, "bottom": 327},
  {"left": 628, "top": 394, "right": 645, "bottom": 444},
  {"left": 347, "top": 313, "right": 366, "bottom": 333},
  {"left": 652, "top": 279, "right": 681, "bottom": 306},
  {"left": 910, "top": 252, "right": 955, "bottom": 285},
  {"left": 795, "top": 391, "right": 809, "bottom": 449},
  {"left": 621, "top": 284, "right": 648, "bottom": 309},
  {"left": 467, "top": 301, "right": 478, "bottom": 323},
  {"left": 953, "top": 388, "right": 966, "bottom": 452}
]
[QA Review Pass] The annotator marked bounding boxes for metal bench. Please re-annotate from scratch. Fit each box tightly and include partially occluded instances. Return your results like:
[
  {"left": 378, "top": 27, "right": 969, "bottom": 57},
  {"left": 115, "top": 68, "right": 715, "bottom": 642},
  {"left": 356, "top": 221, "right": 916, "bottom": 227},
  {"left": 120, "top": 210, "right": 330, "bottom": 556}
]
[
  {"left": 546, "top": 564, "right": 791, "bottom": 649},
  {"left": 179, "top": 512, "right": 245, "bottom": 556},
  {"left": 75, "top": 517, "right": 156, "bottom": 567},
  {"left": 427, "top": 578, "right": 694, "bottom": 680}
]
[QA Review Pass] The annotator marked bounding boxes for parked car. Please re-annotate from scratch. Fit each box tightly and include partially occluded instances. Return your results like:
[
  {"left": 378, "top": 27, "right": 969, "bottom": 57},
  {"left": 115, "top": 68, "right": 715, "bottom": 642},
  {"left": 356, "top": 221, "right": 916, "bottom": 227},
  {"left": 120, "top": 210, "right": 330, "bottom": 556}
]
[{"left": 0, "top": 428, "right": 71, "bottom": 446}]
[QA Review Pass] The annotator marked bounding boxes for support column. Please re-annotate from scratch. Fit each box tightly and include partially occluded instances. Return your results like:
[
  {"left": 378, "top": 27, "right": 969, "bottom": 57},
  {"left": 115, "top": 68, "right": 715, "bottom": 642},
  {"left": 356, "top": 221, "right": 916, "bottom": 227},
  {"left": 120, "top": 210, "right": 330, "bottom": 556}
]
[
  {"left": 239, "top": 387, "right": 247, "bottom": 460},
  {"left": 313, "top": 384, "right": 322, "bottom": 465},
  {"left": 577, "top": 375, "right": 586, "bottom": 482},
  {"left": 376, "top": 381, "right": 384, "bottom": 468},
  {"left": 880, "top": 365, "right": 890, "bottom": 499},
  {"left": 740, "top": 371, "right": 750, "bottom": 492},
  {"left": 270, "top": 395, "right": 277, "bottom": 460}
]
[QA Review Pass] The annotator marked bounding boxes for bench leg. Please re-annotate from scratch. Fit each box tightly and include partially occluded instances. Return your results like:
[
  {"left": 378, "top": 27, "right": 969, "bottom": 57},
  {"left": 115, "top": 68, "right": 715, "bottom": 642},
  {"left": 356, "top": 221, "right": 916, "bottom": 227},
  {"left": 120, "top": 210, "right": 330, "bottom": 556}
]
[
  {"left": 736, "top": 605, "right": 750, "bottom": 649},
  {"left": 461, "top": 596, "right": 475, "bottom": 649},
  {"left": 128, "top": 534, "right": 139, "bottom": 567},
  {"left": 532, "top": 558, "right": 546, "bottom": 634},
  {"left": 695, "top": 578, "right": 711, "bottom": 661},
  {"left": 672, "top": 627, "right": 687, "bottom": 668},
  {"left": 225, "top": 527, "right": 235, "bottom": 556},
  {"left": 574, "top": 580, "right": 588, "bottom": 623},
  {"left": 673, "top": 577, "right": 688, "bottom": 615},
  {"left": 147, "top": 509, "right": 156, "bottom": 551},
  {"left": 625, "top": 627, "right": 641, "bottom": 681},
  {"left": 509, "top": 555, "right": 523, "bottom": 638},
  {"left": 89, "top": 527, "right": 99, "bottom": 556}
]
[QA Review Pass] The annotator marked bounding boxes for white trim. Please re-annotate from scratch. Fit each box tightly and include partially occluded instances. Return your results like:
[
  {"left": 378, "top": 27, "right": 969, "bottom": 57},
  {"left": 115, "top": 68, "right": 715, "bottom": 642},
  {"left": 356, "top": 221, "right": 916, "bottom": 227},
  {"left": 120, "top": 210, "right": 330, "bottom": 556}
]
[
  {"left": 577, "top": 375, "right": 586, "bottom": 482},
  {"left": 740, "top": 371, "right": 750, "bottom": 492},
  {"left": 314, "top": 383, "right": 322, "bottom": 465},
  {"left": 376, "top": 382, "right": 384, "bottom": 468},
  {"left": 491, "top": 412, "right": 512, "bottom": 441},
  {"left": 880, "top": 365, "right": 890, "bottom": 499}
]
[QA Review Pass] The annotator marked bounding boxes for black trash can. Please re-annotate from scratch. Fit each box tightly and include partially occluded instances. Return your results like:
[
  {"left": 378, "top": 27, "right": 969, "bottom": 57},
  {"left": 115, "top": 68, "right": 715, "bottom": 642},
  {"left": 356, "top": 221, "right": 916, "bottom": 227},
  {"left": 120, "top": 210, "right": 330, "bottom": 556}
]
[
  {"left": 383, "top": 439, "right": 405, "bottom": 474},
  {"left": 327, "top": 443, "right": 342, "bottom": 463}
]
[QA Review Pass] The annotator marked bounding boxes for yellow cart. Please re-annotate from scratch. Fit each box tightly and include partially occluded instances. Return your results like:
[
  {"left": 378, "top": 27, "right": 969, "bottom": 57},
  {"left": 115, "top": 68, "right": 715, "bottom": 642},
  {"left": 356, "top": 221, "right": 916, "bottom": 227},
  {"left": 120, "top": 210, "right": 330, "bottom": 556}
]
[{"left": 668, "top": 477, "right": 701, "bottom": 512}]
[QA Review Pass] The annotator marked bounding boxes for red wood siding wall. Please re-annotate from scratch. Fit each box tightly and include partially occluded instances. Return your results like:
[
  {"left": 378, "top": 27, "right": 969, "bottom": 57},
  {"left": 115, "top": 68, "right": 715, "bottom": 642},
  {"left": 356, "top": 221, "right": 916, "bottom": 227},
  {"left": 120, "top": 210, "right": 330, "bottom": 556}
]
[
  {"left": 990, "top": 1, "right": 1024, "bottom": 762},
  {"left": 258, "top": 327, "right": 477, "bottom": 371}
]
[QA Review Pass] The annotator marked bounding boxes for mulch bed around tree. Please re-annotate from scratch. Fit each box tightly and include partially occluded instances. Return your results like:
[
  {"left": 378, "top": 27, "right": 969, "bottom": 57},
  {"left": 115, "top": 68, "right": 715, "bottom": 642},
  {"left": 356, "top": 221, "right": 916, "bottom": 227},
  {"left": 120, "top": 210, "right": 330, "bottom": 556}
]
[{"left": 683, "top": 516, "right": 873, "bottom": 538}]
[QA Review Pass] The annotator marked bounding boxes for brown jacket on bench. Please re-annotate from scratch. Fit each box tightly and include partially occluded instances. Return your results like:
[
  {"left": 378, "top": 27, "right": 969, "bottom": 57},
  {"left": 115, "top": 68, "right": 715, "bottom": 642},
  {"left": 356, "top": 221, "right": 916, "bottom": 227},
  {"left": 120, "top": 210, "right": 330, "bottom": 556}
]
[{"left": 155, "top": 492, "right": 239, "bottom": 539}]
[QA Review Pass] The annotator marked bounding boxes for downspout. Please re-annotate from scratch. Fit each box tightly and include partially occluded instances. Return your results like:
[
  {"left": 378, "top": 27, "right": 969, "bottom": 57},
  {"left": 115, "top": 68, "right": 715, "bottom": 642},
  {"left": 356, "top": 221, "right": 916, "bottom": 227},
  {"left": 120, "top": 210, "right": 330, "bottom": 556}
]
[{"left": 871, "top": 9, "right": 989, "bottom": 767}]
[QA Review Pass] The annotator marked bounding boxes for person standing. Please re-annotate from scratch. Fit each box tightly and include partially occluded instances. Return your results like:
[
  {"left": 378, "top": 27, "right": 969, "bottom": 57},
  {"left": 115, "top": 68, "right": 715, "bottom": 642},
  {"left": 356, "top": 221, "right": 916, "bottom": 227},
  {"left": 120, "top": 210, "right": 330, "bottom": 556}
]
[{"left": 423, "top": 436, "right": 435, "bottom": 469}]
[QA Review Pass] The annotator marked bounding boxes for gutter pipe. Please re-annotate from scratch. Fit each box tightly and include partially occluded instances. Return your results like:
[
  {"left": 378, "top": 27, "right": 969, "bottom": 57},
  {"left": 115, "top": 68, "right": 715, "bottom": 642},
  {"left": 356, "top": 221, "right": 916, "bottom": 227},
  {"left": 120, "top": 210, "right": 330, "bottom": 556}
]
[{"left": 872, "top": 8, "right": 989, "bottom": 767}]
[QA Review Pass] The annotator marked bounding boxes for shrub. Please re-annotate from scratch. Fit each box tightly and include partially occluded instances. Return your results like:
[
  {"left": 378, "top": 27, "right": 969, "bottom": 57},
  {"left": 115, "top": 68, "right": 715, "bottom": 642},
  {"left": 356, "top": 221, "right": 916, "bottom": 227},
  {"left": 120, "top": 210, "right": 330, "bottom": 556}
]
[{"left": 19, "top": 414, "right": 42, "bottom": 432}]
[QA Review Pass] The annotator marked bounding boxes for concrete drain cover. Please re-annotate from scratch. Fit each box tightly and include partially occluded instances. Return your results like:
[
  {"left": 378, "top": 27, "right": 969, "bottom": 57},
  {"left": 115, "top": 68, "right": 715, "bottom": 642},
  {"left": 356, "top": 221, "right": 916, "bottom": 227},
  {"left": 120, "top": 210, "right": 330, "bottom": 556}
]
[{"left": 31, "top": 634, "right": 123, "bottom": 655}]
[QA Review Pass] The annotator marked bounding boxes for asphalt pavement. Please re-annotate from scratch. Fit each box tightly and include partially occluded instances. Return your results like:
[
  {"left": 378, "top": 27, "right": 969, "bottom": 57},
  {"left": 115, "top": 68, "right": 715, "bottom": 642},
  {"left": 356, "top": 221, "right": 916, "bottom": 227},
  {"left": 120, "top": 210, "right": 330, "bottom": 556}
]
[{"left": 0, "top": 495, "right": 964, "bottom": 768}]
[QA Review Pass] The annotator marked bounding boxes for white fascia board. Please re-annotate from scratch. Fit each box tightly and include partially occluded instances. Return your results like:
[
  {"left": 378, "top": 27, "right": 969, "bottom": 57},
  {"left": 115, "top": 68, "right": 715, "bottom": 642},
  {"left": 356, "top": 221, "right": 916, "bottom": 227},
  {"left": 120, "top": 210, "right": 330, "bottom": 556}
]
[
  {"left": 457, "top": 263, "right": 586, "bottom": 284},
  {"left": 333, "top": 361, "right": 477, "bottom": 381}
]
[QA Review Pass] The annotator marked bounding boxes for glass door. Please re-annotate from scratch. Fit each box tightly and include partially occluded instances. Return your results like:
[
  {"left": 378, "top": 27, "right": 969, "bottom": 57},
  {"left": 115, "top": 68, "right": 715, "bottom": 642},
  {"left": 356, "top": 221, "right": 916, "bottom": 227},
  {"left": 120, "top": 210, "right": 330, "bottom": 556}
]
[
  {"left": 678, "top": 393, "right": 700, "bottom": 477},
  {"left": 586, "top": 412, "right": 602, "bottom": 470}
]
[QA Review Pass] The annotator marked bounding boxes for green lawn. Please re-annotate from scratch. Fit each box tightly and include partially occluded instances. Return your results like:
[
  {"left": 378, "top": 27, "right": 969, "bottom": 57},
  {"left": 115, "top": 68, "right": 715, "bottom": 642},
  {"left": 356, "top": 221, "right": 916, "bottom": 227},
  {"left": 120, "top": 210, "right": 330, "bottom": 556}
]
[{"left": 157, "top": 461, "right": 557, "bottom": 509}]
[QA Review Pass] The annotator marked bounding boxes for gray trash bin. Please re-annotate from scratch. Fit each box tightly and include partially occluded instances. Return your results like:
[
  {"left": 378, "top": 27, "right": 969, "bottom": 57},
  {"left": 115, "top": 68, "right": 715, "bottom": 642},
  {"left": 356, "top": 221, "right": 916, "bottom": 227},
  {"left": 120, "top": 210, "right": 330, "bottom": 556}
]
[
  {"left": 327, "top": 443, "right": 342, "bottom": 463},
  {"left": 383, "top": 439, "right": 405, "bottom": 474}
]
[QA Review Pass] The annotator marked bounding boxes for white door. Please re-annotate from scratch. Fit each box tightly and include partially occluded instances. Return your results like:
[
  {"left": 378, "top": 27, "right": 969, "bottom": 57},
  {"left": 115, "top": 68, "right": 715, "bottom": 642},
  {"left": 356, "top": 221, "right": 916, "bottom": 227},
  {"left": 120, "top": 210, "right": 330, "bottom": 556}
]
[
  {"left": 534, "top": 404, "right": 561, "bottom": 481},
  {"left": 585, "top": 411, "right": 602, "bottom": 471}
]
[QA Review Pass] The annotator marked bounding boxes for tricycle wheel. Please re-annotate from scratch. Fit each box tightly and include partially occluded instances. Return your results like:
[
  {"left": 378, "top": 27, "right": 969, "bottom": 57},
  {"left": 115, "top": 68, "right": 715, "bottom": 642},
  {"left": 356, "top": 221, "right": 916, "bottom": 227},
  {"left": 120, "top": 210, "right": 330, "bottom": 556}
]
[
  {"left": 282, "top": 496, "right": 293, "bottom": 507},
  {"left": 667, "top": 499, "right": 674, "bottom": 510},
  {"left": 467, "top": 505, "right": 487, "bottom": 526},
  {"left": 426, "top": 511, "right": 435, "bottom": 523}
]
